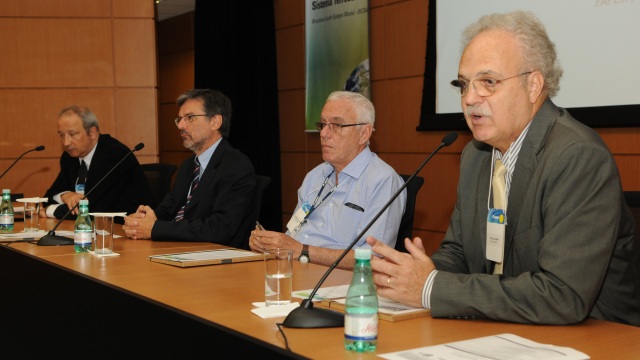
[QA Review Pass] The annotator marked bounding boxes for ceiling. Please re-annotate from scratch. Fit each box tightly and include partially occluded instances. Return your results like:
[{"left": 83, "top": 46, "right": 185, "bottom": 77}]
[{"left": 155, "top": 0, "right": 195, "bottom": 22}]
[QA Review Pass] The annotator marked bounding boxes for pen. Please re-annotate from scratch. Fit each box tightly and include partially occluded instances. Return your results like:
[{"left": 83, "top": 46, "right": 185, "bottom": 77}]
[
  {"left": 256, "top": 221, "right": 265, "bottom": 230},
  {"left": 345, "top": 202, "right": 364, "bottom": 212}
]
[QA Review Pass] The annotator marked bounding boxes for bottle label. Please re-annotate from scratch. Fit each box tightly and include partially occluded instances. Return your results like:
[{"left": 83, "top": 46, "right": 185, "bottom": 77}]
[
  {"left": 0, "top": 214, "right": 14, "bottom": 225},
  {"left": 74, "top": 231, "right": 92, "bottom": 244},
  {"left": 344, "top": 313, "right": 378, "bottom": 340}
]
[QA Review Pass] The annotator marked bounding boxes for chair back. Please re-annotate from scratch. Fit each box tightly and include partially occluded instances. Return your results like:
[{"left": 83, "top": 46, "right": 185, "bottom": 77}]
[
  {"left": 395, "top": 174, "right": 424, "bottom": 252},
  {"left": 623, "top": 191, "right": 640, "bottom": 233},
  {"left": 141, "top": 163, "right": 177, "bottom": 208},
  {"left": 241, "top": 175, "right": 271, "bottom": 249}
]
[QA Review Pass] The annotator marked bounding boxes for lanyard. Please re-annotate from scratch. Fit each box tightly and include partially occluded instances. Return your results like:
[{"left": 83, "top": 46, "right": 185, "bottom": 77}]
[{"left": 305, "top": 168, "right": 337, "bottom": 220}]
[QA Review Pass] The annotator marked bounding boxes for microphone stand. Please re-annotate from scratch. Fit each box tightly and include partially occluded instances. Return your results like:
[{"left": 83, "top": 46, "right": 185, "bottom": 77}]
[
  {"left": 0, "top": 146, "right": 45, "bottom": 180},
  {"left": 282, "top": 131, "right": 458, "bottom": 328},
  {"left": 37, "top": 143, "right": 144, "bottom": 246}
]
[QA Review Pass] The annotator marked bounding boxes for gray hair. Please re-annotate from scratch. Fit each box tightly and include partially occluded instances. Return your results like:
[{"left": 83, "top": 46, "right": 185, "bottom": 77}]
[
  {"left": 58, "top": 105, "right": 100, "bottom": 134},
  {"left": 460, "top": 11, "right": 563, "bottom": 98},
  {"left": 326, "top": 91, "right": 375, "bottom": 126}
]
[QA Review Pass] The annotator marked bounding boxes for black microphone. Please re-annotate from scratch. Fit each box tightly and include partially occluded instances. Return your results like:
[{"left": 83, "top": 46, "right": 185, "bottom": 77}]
[
  {"left": 37, "top": 143, "right": 145, "bottom": 246},
  {"left": 282, "top": 131, "right": 458, "bottom": 328},
  {"left": 0, "top": 145, "right": 45, "bottom": 180}
]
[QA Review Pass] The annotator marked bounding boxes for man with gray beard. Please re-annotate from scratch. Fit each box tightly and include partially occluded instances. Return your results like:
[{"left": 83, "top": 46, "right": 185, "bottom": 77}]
[{"left": 123, "top": 89, "right": 256, "bottom": 248}]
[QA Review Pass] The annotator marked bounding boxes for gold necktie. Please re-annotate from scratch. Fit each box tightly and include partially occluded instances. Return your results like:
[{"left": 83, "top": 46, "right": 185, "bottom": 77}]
[{"left": 492, "top": 159, "right": 506, "bottom": 274}]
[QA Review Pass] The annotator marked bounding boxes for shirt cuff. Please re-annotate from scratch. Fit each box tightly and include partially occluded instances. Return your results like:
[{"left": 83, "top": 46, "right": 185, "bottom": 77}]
[
  {"left": 422, "top": 270, "right": 438, "bottom": 309},
  {"left": 46, "top": 204, "right": 61, "bottom": 218},
  {"left": 52, "top": 191, "right": 68, "bottom": 204}
]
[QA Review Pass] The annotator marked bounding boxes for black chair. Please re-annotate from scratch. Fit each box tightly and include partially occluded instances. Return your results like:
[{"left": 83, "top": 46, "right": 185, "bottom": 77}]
[
  {"left": 250, "top": 175, "right": 271, "bottom": 225},
  {"left": 395, "top": 174, "right": 425, "bottom": 253},
  {"left": 240, "top": 175, "right": 271, "bottom": 249},
  {"left": 623, "top": 191, "right": 640, "bottom": 233},
  {"left": 141, "top": 163, "right": 177, "bottom": 208}
]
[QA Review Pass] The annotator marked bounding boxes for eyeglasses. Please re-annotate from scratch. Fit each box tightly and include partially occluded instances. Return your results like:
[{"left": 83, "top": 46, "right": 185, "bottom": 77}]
[
  {"left": 450, "top": 71, "right": 532, "bottom": 97},
  {"left": 315, "top": 122, "right": 367, "bottom": 133},
  {"left": 174, "top": 114, "right": 209, "bottom": 127}
]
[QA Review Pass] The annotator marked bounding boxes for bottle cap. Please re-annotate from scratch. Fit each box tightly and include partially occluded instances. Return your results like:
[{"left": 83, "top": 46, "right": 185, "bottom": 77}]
[
  {"left": 79, "top": 199, "right": 89, "bottom": 206},
  {"left": 355, "top": 248, "right": 372, "bottom": 260},
  {"left": 2, "top": 189, "right": 9, "bottom": 194}
]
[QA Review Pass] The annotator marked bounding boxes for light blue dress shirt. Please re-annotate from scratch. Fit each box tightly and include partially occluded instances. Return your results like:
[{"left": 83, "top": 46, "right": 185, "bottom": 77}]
[{"left": 288, "top": 147, "right": 406, "bottom": 249}]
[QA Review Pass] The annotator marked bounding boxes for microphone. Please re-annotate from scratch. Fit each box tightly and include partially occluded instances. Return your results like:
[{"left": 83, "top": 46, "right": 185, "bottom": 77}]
[
  {"left": 37, "top": 143, "right": 145, "bottom": 246},
  {"left": 0, "top": 145, "right": 45, "bottom": 180},
  {"left": 282, "top": 131, "right": 458, "bottom": 328}
]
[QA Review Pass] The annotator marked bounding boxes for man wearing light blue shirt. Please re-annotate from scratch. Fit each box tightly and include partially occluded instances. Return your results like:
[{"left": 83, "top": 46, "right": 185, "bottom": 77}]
[{"left": 250, "top": 91, "right": 406, "bottom": 269}]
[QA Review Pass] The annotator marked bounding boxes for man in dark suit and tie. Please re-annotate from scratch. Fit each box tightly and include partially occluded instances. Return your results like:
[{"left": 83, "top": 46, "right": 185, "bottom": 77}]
[
  {"left": 366, "top": 11, "right": 640, "bottom": 326},
  {"left": 123, "top": 89, "right": 256, "bottom": 248},
  {"left": 41, "top": 106, "right": 152, "bottom": 222}
]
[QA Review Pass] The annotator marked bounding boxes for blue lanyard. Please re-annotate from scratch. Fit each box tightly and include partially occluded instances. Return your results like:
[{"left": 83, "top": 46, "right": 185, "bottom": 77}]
[{"left": 305, "top": 168, "right": 337, "bottom": 220}]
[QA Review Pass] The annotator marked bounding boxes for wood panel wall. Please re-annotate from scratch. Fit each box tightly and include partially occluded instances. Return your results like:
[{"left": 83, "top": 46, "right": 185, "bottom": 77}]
[
  {"left": 0, "top": 0, "right": 158, "bottom": 199},
  {"left": 156, "top": 12, "right": 195, "bottom": 167},
  {"left": 131, "top": 0, "right": 640, "bottom": 255},
  {"left": 273, "top": 0, "right": 640, "bottom": 254}
]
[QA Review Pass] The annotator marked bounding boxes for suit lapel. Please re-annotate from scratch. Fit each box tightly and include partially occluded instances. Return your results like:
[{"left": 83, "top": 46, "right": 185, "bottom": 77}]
[
  {"left": 84, "top": 135, "right": 105, "bottom": 190},
  {"left": 503, "top": 100, "right": 558, "bottom": 267},
  {"left": 184, "top": 139, "right": 228, "bottom": 210}
]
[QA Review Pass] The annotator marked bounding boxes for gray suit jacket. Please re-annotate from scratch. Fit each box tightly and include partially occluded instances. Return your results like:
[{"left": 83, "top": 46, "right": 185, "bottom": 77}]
[{"left": 431, "top": 99, "right": 640, "bottom": 326}]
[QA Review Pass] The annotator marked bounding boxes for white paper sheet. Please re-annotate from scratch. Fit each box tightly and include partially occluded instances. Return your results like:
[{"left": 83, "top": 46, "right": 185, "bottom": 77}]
[{"left": 379, "top": 333, "right": 590, "bottom": 360}]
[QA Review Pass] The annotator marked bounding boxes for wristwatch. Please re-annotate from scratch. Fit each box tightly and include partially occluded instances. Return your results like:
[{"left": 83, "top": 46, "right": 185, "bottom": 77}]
[{"left": 298, "top": 244, "right": 310, "bottom": 263}]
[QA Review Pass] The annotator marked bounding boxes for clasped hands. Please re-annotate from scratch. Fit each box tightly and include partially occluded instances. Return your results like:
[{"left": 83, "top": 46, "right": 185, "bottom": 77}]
[{"left": 122, "top": 205, "right": 157, "bottom": 239}]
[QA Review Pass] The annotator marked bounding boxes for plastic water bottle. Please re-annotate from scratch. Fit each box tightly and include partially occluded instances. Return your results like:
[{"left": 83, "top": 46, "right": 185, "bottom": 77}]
[
  {"left": 344, "top": 248, "right": 378, "bottom": 352},
  {"left": 74, "top": 199, "right": 92, "bottom": 253},
  {"left": 0, "top": 189, "right": 14, "bottom": 233}
]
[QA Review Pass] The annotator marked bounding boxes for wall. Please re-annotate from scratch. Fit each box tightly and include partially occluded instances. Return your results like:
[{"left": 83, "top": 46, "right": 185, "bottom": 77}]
[
  {"left": 156, "top": 12, "right": 195, "bottom": 167},
  {"left": 156, "top": 1, "right": 640, "bottom": 254},
  {"left": 0, "top": 0, "right": 158, "bottom": 198},
  {"left": 273, "top": 0, "right": 640, "bottom": 254}
]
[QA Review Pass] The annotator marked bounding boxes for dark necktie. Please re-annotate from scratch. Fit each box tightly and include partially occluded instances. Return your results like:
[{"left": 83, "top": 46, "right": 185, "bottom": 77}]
[
  {"left": 78, "top": 160, "right": 88, "bottom": 186},
  {"left": 174, "top": 157, "right": 201, "bottom": 222}
]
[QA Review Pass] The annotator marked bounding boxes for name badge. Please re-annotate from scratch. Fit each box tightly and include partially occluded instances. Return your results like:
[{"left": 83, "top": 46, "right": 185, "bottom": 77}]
[
  {"left": 486, "top": 208, "right": 506, "bottom": 262},
  {"left": 286, "top": 202, "right": 311, "bottom": 237}
]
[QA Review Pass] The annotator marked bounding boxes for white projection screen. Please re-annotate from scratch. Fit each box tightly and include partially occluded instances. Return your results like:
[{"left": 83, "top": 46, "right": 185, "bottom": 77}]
[{"left": 418, "top": 0, "right": 640, "bottom": 131}]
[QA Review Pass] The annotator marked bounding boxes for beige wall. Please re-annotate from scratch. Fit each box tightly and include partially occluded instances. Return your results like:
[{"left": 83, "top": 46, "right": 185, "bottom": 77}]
[{"left": 0, "top": 0, "right": 158, "bottom": 198}]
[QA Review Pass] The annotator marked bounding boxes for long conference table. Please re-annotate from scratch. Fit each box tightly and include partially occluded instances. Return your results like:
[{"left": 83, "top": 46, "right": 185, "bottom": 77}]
[{"left": 1, "top": 219, "right": 639, "bottom": 358}]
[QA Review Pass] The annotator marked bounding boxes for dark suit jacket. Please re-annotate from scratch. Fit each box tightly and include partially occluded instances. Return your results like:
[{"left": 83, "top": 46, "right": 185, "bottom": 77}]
[
  {"left": 43, "top": 134, "right": 152, "bottom": 222},
  {"left": 431, "top": 99, "right": 640, "bottom": 326},
  {"left": 152, "top": 138, "right": 256, "bottom": 248}
]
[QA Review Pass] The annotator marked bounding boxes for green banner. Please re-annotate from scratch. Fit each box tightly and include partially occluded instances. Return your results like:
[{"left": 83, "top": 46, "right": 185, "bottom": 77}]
[{"left": 305, "top": 0, "right": 370, "bottom": 131}]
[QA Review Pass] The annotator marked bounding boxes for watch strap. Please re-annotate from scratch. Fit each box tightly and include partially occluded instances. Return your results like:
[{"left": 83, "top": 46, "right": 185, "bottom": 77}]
[{"left": 298, "top": 244, "right": 309, "bottom": 261}]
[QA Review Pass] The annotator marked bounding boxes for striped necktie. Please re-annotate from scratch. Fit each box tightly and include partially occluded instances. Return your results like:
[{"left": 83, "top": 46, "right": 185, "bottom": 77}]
[
  {"left": 173, "top": 157, "right": 201, "bottom": 222},
  {"left": 492, "top": 159, "right": 507, "bottom": 275}
]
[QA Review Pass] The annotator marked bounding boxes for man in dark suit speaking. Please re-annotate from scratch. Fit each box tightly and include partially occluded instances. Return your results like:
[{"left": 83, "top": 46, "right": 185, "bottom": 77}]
[
  {"left": 41, "top": 106, "right": 152, "bottom": 221},
  {"left": 123, "top": 89, "right": 256, "bottom": 248}
]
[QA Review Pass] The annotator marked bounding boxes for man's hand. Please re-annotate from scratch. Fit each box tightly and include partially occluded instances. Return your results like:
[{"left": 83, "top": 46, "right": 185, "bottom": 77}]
[
  {"left": 122, "top": 205, "right": 156, "bottom": 239},
  {"left": 366, "top": 236, "right": 435, "bottom": 308},
  {"left": 249, "top": 226, "right": 299, "bottom": 254},
  {"left": 60, "top": 192, "right": 85, "bottom": 215}
]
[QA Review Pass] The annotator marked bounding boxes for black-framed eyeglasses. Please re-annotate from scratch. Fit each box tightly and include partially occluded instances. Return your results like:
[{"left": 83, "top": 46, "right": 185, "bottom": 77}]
[
  {"left": 450, "top": 71, "right": 532, "bottom": 97},
  {"left": 315, "top": 122, "right": 367, "bottom": 133},
  {"left": 174, "top": 114, "right": 209, "bottom": 127}
]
